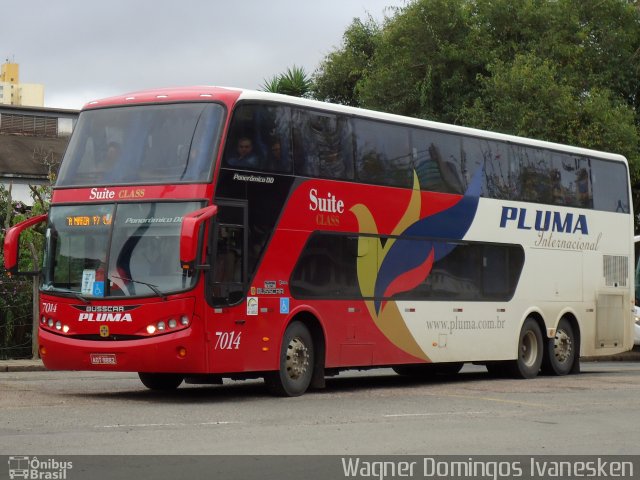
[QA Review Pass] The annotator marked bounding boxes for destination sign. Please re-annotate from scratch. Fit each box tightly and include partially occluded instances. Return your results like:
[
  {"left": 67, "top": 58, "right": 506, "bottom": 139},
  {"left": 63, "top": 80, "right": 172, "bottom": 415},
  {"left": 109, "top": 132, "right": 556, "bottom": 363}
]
[{"left": 65, "top": 214, "right": 113, "bottom": 227}]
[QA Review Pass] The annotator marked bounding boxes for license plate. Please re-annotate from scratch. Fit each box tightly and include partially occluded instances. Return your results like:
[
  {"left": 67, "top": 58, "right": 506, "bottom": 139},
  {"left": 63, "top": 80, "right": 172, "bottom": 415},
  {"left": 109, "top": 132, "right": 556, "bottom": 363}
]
[{"left": 90, "top": 353, "right": 117, "bottom": 365}]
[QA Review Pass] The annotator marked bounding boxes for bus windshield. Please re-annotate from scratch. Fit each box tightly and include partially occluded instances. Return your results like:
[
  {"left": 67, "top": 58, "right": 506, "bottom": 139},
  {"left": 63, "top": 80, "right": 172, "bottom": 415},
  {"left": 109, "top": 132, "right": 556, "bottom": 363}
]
[
  {"left": 42, "top": 201, "right": 203, "bottom": 298},
  {"left": 56, "top": 103, "right": 225, "bottom": 187}
]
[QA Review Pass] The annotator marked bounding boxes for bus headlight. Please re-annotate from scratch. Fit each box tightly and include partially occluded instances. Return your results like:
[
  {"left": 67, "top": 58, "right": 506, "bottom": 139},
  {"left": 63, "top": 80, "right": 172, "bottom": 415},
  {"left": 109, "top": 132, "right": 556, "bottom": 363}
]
[{"left": 145, "top": 316, "right": 191, "bottom": 335}]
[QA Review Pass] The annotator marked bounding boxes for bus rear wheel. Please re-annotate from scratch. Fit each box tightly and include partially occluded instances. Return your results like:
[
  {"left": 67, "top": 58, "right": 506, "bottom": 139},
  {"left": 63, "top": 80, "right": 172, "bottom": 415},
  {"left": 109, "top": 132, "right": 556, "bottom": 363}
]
[
  {"left": 138, "top": 372, "right": 184, "bottom": 391},
  {"left": 265, "top": 321, "right": 315, "bottom": 397},
  {"left": 509, "top": 318, "right": 543, "bottom": 379},
  {"left": 542, "top": 318, "right": 576, "bottom": 376}
]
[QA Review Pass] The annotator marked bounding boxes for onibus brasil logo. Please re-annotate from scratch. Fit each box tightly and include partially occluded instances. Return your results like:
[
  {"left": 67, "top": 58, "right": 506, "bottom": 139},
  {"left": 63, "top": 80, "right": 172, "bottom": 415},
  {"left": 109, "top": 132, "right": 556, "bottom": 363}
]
[{"left": 8, "top": 456, "right": 73, "bottom": 479}]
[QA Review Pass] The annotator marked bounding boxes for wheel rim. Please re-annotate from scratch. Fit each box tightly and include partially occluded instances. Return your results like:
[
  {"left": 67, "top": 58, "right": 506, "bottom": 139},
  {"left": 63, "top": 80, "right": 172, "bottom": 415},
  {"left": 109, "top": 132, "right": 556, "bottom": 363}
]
[
  {"left": 521, "top": 330, "right": 538, "bottom": 367},
  {"left": 286, "top": 336, "right": 310, "bottom": 380},
  {"left": 554, "top": 328, "right": 573, "bottom": 364}
]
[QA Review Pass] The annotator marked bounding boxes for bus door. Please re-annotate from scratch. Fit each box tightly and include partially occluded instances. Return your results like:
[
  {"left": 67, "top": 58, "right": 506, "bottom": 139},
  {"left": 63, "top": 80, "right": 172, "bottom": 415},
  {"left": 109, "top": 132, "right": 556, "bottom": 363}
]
[{"left": 206, "top": 199, "right": 249, "bottom": 372}]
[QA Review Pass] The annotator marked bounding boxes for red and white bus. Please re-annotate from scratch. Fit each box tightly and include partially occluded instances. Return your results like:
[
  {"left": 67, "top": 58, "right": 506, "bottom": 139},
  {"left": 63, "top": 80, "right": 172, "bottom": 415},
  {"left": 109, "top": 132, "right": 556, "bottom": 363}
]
[{"left": 4, "top": 87, "right": 635, "bottom": 396}]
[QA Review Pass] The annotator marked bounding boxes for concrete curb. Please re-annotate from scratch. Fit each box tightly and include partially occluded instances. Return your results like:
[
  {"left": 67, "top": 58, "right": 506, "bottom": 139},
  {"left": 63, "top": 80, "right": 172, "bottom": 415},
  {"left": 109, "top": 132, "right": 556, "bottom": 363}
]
[
  {"left": 0, "top": 360, "right": 46, "bottom": 372},
  {"left": 583, "top": 351, "right": 640, "bottom": 362},
  {"left": 1, "top": 348, "right": 639, "bottom": 372}
]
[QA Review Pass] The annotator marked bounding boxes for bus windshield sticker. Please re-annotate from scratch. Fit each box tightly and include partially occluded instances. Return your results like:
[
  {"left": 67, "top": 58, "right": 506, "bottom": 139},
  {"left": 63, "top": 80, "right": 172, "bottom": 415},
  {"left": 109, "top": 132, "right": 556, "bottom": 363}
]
[
  {"left": 247, "top": 297, "right": 258, "bottom": 315},
  {"left": 81, "top": 270, "right": 96, "bottom": 295}
]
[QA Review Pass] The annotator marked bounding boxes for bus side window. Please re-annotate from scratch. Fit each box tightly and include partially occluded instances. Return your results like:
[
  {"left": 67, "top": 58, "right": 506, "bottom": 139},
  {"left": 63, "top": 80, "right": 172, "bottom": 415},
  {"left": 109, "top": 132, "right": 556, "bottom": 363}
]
[
  {"left": 293, "top": 110, "right": 354, "bottom": 180},
  {"left": 354, "top": 118, "right": 411, "bottom": 187},
  {"left": 224, "top": 104, "right": 292, "bottom": 173}
]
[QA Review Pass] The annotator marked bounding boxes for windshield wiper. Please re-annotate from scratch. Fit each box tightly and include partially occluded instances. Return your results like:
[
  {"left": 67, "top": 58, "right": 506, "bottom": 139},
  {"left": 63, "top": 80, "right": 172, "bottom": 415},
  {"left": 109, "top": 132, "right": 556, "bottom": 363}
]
[
  {"left": 110, "top": 275, "right": 167, "bottom": 301},
  {"left": 43, "top": 287, "right": 90, "bottom": 304}
]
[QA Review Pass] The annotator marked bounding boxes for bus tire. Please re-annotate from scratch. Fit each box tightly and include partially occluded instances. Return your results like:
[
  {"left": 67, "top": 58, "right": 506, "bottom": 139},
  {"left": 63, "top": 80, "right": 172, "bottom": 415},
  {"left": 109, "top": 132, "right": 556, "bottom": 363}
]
[
  {"left": 265, "top": 321, "right": 314, "bottom": 397},
  {"left": 138, "top": 372, "right": 184, "bottom": 391},
  {"left": 542, "top": 318, "right": 576, "bottom": 376},
  {"left": 509, "top": 318, "right": 543, "bottom": 379}
]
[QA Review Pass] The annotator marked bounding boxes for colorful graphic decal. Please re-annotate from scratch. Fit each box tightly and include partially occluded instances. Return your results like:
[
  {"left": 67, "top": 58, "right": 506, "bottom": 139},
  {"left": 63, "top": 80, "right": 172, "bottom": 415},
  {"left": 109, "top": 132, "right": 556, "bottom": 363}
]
[{"left": 350, "top": 168, "right": 483, "bottom": 360}]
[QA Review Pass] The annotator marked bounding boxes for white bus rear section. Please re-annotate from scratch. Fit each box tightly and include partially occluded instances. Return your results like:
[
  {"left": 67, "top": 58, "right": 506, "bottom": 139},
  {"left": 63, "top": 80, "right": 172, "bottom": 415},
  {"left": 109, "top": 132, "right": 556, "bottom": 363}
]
[{"left": 402, "top": 199, "right": 634, "bottom": 364}]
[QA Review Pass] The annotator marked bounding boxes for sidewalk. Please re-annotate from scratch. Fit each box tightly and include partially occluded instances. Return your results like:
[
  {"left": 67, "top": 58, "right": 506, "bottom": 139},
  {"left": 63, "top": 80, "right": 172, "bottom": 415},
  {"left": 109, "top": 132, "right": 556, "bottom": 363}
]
[
  {"left": 1, "top": 347, "right": 639, "bottom": 372},
  {"left": 0, "top": 358, "right": 46, "bottom": 372},
  {"left": 584, "top": 346, "right": 640, "bottom": 362}
]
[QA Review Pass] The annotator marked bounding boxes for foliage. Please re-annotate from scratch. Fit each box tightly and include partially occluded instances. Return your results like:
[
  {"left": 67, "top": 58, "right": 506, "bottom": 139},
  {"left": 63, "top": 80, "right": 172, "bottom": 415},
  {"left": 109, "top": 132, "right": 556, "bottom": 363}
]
[
  {"left": 312, "top": 16, "right": 382, "bottom": 107},
  {"left": 0, "top": 185, "right": 35, "bottom": 359},
  {"left": 261, "top": 65, "right": 314, "bottom": 98},
  {"left": 0, "top": 159, "right": 54, "bottom": 359},
  {"left": 313, "top": 0, "right": 640, "bottom": 224}
]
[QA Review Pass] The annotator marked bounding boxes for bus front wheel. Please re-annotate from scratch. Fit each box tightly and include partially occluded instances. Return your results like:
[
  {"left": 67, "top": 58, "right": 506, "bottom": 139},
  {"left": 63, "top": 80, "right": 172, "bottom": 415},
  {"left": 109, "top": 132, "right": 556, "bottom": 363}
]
[
  {"left": 265, "top": 321, "right": 315, "bottom": 397},
  {"left": 510, "top": 318, "right": 543, "bottom": 379},
  {"left": 542, "top": 318, "right": 576, "bottom": 376},
  {"left": 138, "top": 372, "right": 184, "bottom": 391}
]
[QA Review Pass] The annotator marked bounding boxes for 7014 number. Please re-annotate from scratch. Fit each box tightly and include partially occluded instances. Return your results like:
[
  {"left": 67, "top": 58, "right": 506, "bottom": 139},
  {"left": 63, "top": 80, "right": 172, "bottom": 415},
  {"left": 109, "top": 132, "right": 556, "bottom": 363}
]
[{"left": 214, "top": 331, "right": 241, "bottom": 350}]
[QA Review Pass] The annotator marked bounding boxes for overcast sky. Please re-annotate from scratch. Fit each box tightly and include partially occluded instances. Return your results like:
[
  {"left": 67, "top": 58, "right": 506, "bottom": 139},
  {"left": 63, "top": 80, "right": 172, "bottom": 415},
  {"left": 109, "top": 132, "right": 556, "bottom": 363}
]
[{"left": 1, "top": 0, "right": 407, "bottom": 110}]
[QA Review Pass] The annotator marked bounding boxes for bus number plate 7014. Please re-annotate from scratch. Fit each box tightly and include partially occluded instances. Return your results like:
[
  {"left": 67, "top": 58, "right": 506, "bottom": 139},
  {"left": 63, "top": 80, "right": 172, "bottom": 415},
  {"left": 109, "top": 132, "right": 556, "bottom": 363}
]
[
  {"left": 214, "top": 331, "right": 242, "bottom": 350},
  {"left": 90, "top": 353, "right": 117, "bottom": 365}
]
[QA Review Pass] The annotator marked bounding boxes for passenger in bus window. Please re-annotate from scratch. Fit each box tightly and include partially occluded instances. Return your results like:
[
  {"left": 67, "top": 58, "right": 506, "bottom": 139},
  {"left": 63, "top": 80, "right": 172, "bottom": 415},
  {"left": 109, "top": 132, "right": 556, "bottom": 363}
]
[
  {"left": 104, "top": 141, "right": 121, "bottom": 172},
  {"left": 227, "top": 136, "right": 261, "bottom": 169},
  {"left": 266, "top": 138, "right": 291, "bottom": 172}
]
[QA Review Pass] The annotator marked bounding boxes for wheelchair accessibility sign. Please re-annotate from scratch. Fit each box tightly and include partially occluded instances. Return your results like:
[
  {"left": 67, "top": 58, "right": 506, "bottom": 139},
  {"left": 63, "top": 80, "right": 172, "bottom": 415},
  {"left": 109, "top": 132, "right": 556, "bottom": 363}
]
[{"left": 279, "top": 297, "right": 290, "bottom": 314}]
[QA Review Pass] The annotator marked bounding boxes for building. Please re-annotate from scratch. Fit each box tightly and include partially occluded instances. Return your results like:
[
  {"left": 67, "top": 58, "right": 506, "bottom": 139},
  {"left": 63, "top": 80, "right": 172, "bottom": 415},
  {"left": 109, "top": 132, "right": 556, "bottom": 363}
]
[
  {"left": 0, "top": 104, "right": 78, "bottom": 204},
  {"left": 0, "top": 61, "right": 45, "bottom": 107}
]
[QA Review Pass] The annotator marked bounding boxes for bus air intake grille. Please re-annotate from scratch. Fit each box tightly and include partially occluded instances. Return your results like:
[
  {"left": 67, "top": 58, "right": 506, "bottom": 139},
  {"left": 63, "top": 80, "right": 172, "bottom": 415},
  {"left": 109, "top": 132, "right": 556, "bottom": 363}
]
[
  {"left": 70, "top": 334, "right": 144, "bottom": 341},
  {"left": 602, "top": 255, "right": 628, "bottom": 287}
]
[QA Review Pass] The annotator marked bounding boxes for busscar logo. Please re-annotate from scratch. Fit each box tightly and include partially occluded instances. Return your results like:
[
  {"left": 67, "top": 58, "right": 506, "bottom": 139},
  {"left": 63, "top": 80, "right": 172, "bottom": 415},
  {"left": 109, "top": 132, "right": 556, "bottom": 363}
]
[
  {"left": 8, "top": 456, "right": 73, "bottom": 479},
  {"left": 72, "top": 304, "right": 138, "bottom": 323}
]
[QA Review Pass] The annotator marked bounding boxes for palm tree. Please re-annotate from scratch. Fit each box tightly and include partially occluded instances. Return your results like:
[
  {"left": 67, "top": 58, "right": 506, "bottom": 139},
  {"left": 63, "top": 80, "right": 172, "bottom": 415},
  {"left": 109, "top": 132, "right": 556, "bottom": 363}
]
[{"left": 261, "top": 65, "right": 313, "bottom": 98}]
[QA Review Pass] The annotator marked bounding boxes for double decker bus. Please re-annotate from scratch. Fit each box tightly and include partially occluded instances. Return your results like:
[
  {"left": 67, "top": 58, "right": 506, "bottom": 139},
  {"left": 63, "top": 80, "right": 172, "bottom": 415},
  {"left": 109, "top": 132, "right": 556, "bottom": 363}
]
[{"left": 4, "top": 86, "right": 635, "bottom": 396}]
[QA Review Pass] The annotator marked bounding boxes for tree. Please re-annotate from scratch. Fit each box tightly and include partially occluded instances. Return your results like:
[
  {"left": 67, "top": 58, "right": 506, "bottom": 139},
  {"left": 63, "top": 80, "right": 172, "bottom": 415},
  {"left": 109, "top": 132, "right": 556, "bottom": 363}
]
[
  {"left": 313, "top": 0, "right": 640, "bottom": 219},
  {"left": 312, "top": 16, "right": 381, "bottom": 107},
  {"left": 0, "top": 158, "right": 54, "bottom": 359},
  {"left": 357, "top": 0, "right": 482, "bottom": 121},
  {"left": 0, "top": 185, "right": 40, "bottom": 360},
  {"left": 261, "top": 65, "right": 313, "bottom": 98}
]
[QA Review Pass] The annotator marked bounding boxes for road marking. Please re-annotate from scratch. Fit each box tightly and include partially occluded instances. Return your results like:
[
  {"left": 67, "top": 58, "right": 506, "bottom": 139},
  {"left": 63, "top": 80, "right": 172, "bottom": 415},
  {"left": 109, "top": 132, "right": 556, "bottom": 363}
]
[
  {"left": 414, "top": 391, "right": 550, "bottom": 409},
  {"left": 385, "top": 411, "right": 487, "bottom": 418},
  {"left": 442, "top": 394, "right": 549, "bottom": 408},
  {"left": 97, "top": 421, "right": 240, "bottom": 428}
]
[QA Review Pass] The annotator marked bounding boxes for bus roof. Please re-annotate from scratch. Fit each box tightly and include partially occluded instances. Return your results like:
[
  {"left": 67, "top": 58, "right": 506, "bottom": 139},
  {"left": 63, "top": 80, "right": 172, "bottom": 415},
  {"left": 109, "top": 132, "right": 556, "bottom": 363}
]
[{"left": 83, "top": 86, "right": 629, "bottom": 166}]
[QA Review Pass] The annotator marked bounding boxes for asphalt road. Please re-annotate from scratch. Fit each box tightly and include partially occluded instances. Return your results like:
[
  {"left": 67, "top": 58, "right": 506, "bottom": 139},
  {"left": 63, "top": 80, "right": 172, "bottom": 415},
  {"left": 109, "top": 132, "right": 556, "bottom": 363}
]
[{"left": 1, "top": 362, "right": 639, "bottom": 456}]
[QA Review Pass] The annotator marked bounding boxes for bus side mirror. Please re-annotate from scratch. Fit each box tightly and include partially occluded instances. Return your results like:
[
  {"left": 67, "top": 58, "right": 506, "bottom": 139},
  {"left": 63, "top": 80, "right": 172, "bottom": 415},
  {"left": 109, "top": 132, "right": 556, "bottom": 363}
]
[
  {"left": 3, "top": 213, "right": 48, "bottom": 276},
  {"left": 180, "top": 205, "right": 218, "bottom": 271}
]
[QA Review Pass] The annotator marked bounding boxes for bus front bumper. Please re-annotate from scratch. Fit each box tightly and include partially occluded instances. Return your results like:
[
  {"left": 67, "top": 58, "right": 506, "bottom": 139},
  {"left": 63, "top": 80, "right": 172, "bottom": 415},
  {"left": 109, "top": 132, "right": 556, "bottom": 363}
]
[{"left": 38, "top": 327, "right": 206, "bottom": 373}]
